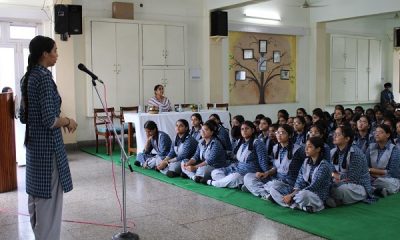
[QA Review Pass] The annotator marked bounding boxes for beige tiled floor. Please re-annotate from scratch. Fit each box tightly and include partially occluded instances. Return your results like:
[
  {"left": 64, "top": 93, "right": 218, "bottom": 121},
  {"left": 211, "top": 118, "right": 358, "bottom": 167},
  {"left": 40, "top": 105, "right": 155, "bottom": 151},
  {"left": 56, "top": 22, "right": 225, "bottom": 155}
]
[{"left": 0, "top": 150, "right": 324, "bottom": 240}]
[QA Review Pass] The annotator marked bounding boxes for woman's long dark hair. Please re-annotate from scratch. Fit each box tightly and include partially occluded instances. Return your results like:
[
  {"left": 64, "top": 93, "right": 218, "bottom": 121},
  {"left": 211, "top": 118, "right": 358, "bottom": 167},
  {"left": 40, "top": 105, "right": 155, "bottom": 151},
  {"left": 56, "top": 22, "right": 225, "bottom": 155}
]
[
  {"left": 306, "top": 137, "right": 324, "bottom": 165},
  {"left": 21, "top": 35, "right": 55, "bottom": 145},
  {"left": 233, "top": 121, "right": 257, "bottom": 154},
  {"left": 274, "top": 124, "right": 295, "bottom": 160},
  {"left": 332, "top": 125, "right": 354, "bottom": 169},
  {"left": 144, "top": 120, "right": 159, "bottom": 146},
  {"left": 175, "top": 119, "right": 190, "bottom": 146}
]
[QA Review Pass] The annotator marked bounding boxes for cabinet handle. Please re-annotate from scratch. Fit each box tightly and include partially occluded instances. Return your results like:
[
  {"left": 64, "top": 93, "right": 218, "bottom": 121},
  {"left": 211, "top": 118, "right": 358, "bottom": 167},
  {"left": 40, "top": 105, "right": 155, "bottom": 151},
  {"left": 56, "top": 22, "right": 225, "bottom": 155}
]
[
  {"left": 162, "top": 49, "right": 165, "bottom": 58},
  {"left": 165, "top": 49, "right": 168, "bottom": 58}
]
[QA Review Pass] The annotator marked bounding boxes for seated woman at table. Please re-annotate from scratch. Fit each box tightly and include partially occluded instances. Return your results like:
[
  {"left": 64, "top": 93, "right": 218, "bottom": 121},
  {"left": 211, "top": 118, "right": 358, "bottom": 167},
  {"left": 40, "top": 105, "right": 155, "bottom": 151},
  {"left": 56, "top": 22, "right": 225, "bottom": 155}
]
[
  {"left": 208, "top": 113, "right": 232, "bottom": 152},
  {"left": 269, "top": 137, "right": 332, "bottom": 213},
  {"left": 148, "top": 84, "right": 172, "bottom": 112},
  {"left": 366, "top": 124, "right": 400, "bottom": 197},
  {"left": 181, "top": 120, "right": 228, "bottom": 182},
  {"left": 205, "top": 121, "right": 268, "bottom": 188},
  {"left": 326, "top": 125, "right": 374, "bottom": 207},
  {"left": 189, "top": 113, "right": 203, "bottom": 142},
  {"left": 243, "top": 124, "right": 305, "bottom": 199},
  {"left": 156, "top": 119, "right": 198, "bottom": 178},
  {"left": 135, "top": 120, "right": 172, "bottom": 169}
]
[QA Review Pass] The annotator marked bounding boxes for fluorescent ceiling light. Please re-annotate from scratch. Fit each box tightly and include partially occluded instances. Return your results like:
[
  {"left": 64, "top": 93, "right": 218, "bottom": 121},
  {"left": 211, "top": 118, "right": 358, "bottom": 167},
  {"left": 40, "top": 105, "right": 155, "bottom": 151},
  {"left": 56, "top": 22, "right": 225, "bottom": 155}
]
[{"left": 244, "top": 9, "right": 281, "bottom": 21}]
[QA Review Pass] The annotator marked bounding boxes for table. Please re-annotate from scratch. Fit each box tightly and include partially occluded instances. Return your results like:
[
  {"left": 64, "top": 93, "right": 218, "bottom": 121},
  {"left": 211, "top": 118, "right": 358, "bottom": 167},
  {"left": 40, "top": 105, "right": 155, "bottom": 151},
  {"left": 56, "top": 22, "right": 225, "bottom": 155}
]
[{"left": 124, "top": 110, "right": 231, "bottom": 153}]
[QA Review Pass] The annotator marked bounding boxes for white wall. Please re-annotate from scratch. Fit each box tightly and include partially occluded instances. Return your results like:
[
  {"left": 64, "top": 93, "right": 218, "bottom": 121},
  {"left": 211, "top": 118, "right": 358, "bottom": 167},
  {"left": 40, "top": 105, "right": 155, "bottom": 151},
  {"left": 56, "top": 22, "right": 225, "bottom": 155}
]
[{"left": 71, "top": 0, "right": 205, "bottom": 141}]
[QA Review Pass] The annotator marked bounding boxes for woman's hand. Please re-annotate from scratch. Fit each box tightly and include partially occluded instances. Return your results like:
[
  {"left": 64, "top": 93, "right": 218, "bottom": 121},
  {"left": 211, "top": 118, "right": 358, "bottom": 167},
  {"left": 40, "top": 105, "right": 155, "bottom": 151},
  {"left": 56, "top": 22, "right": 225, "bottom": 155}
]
[
  {"left": 185, "top": 165, "right": 197, "bottom": 172},
  {"left": 282, "top": 194, "right": 294, "bottom": 205},
  {"left": 62, "top": 117, "right": 78, "bottom": 133},
  {"left": 157, "top": 160, "right": 169, "bottom": 170}
]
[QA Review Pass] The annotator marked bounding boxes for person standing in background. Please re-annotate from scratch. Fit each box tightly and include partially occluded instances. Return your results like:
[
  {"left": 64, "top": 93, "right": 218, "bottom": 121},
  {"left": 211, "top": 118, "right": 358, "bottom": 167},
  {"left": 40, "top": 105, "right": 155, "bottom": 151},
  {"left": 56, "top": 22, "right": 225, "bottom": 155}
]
[
  {"left": 20, "top": 35, "right": 78, "bottom": 240},
  {"left": 380, "top": 82, "right": 398, "bottom": 111}
]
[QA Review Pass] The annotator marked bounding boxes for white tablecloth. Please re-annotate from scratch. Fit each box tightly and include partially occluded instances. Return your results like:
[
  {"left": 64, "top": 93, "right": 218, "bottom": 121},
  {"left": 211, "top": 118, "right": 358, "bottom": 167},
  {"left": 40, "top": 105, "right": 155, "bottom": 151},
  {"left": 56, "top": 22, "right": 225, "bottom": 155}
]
[{"left": 124, "top": 110, "right": 231, "bottom": 153}]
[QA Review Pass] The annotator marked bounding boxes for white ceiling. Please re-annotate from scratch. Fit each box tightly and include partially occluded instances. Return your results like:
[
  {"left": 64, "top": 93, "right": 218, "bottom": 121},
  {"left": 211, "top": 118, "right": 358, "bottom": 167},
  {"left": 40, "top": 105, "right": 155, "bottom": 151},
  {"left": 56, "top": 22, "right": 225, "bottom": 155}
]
[{"left": 0, "top": 0, "right": 45, "bottom": 7}]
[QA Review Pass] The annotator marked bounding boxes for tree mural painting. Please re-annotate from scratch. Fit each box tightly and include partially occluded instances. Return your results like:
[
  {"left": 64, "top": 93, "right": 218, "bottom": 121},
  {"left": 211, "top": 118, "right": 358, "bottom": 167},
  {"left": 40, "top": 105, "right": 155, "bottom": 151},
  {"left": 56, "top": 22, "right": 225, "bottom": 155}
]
[{"left": 229, "top": 32, "right": 296, "bottom": 105}]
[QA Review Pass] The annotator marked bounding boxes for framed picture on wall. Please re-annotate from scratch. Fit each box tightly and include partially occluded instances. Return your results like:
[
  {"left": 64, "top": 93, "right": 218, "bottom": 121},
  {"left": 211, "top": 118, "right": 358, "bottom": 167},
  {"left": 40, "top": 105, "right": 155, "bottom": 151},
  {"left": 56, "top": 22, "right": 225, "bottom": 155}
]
[
  {"left": 259, "top": 40, "right": 267, "bottom": 53},
  {"left": 273, "top": 51, "right": 281, "bottom": 63},
  {"left": 258, "top": 58, "right": 267, "bottom": 72},
  {"left": 280, "top": 69, "right": 290, "bottom": 80},
  {"left": 235, "top": 71, "right": 246, "bottom": 80},
  {"left": 243, "top": 49, "right": 254, "bottom": 59}
]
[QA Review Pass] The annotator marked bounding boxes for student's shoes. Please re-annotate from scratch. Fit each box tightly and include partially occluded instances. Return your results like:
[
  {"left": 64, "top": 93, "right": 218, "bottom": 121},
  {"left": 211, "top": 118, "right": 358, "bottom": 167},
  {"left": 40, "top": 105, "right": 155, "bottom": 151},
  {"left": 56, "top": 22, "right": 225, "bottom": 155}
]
[
  {"left": 304, "top": 206, "right": 314, "bottom": 213},
  {"left": 166, "top": 171, "right": 179, "bottom": 178},
  {"left": 240, "top": 184, "right": 249, "bottom": 192},
  {"left": 325, "top": 197, "right": 337, "bottom": 208},
  {"left": 261, "top": 194, "right": 275, "bottom": 203},
  {"left": 180, "top": 172, "right": 189, "bottom": 179},
  {"left": 134, "top": 161, "right": 141, "bottom": 167},
  {"left": 200, "top": 177, "right": 211, "bottom": 185},
  {"left": 194, "top": 176, "right": 203, "bottom": 183},
  {"left": 374, "top": 188, "right": 388, "bottom": 198}
]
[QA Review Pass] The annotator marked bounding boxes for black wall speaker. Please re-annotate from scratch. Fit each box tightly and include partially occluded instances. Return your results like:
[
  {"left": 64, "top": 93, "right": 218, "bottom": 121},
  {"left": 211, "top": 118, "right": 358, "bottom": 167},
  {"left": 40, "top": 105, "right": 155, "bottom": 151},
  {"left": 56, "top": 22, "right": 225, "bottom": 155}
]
[
  {"left": 68, "top": 5, "right": 82, "bottom": 35},
  {"left": 54, "top": 4, "right": 82, "bottom": 35},
  {"left": 210, "top": 11, "right": 228, "bottom": 36},
  {"left": 54, "top": 4, "right": 68, "bottom": 34},
  {"left": 395, "top": 27, "right": 400, "bottom": 48}
]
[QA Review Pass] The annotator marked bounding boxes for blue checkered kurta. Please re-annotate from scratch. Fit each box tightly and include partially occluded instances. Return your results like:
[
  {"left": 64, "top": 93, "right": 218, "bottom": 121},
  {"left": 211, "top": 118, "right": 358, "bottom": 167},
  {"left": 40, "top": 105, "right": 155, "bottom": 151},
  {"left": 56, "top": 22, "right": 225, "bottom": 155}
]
[{"left": 22, "top": 65, "right": 73, "bottom": 199}]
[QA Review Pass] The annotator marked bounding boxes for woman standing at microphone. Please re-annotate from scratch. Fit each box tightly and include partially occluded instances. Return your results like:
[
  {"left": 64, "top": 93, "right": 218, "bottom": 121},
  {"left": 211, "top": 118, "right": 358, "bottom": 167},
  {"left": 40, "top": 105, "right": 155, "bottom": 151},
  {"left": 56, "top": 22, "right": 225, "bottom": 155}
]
[{"left": 20, "top": 35, "right": 78, "bottom": 240}]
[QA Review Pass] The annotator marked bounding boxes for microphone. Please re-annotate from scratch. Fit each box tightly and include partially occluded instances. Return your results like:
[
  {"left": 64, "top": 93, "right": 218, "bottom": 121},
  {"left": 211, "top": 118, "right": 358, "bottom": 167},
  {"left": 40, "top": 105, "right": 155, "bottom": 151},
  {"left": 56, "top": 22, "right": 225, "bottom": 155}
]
[{"left": 78, "top": 63, "right": 103, "bottom": 83}]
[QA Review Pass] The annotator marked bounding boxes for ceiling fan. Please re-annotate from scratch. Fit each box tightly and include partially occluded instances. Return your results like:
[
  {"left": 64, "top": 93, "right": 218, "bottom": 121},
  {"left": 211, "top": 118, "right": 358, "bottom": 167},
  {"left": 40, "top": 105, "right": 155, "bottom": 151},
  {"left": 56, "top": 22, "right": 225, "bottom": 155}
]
[{"left": 298, "top": 0, "right": 327, "bottom": 8}]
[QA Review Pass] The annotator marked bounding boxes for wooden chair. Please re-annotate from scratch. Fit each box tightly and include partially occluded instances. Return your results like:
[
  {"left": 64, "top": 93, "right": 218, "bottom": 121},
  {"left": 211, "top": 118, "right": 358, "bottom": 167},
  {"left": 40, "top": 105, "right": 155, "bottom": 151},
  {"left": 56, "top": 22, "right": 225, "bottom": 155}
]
[
  {"left": 93, "top": 107, "right": 116, "bottom": 155},
  {"left": 207, "top": 103, "right": 229, "bottom": 111},
  {"left": 119, "top": 106, "right": 139, "bottom": 155}
]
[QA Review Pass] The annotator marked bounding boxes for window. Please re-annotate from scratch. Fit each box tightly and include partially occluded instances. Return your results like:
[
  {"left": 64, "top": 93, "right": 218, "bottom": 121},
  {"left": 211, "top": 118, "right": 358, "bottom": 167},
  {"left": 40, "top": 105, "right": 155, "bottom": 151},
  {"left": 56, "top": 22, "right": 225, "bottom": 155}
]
[{"left": 10, "top": 25, "right": 37, "bottom": 39}]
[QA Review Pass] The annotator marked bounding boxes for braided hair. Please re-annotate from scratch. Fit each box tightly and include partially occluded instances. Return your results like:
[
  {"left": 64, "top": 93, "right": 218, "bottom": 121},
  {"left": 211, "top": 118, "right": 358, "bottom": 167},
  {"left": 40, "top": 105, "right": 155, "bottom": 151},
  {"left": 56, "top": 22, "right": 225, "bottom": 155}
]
[
  {"left": 274, "top": 124, "right": 295, "bottom": 160},
  {"left": 306, "top": 137, "right": 325, "bottom": 165},
  {"left": 175, "top": 119, "right": 190, "bottom": 146},
  {"left": 21, "top": 35, "right": 55, "bottom": 145},
  {"left": 332, "top": 125, "right": 354, "bottom": 169},
  {"left": 233, "top": 120, "right": 257, "bottom": 154}
]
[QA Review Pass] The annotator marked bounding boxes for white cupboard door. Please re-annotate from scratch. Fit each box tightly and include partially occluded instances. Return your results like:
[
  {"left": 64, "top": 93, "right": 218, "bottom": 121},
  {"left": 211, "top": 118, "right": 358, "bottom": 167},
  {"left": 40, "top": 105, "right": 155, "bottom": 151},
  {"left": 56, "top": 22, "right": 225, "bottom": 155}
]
[
  {"left": 142, "top": 24, "right": 165, "bottom": 66},
  {"left": 116, "top": 23, "right": 140, "bottom": 109},
  {"left": 143, "top": 69, "right": 165, "bottom": 106},
  {"left": 91, "top": 21, "right": 117, "bottom": 109},
  {"left": 331, "top": 70, "right": 356, "bottom": 103},
  {"left": 165, "top": 25, "right": 185, "bottom": 66},
  {"left": 332, "top": 37, "right": 345, "bottom": 69},
  {"left": 357, "top": 39, "right": 369, "bottom": 102},
  {"left": 164, "top": 69, "right": 185, "bottom": 104},
  {"left": 345, "top": 38, "right": 357, "bottom": 69},
  {"left": 369, "top": 39, "right": 381, "bottom": 102}
]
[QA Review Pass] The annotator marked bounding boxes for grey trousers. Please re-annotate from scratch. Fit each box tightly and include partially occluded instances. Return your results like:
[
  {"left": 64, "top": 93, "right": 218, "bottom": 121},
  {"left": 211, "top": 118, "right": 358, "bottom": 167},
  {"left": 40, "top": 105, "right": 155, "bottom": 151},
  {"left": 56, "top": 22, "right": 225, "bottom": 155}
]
[
  {"left": 372, "top": 177, "right": 400, "bottom": 194},
  {"left": 331, "top": 183, "right": 366, "bottom": 204},
  {"left": 28, "top": 157, "right": 63, "bottom": 240}
]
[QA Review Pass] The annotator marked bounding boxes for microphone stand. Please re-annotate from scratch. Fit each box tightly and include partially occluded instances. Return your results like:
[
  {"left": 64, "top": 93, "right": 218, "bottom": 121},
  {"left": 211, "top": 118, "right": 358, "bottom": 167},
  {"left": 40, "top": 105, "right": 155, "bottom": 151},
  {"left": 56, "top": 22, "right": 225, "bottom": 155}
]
[{"left": 91, "top": 78, "right": 139, "bottom": 240}]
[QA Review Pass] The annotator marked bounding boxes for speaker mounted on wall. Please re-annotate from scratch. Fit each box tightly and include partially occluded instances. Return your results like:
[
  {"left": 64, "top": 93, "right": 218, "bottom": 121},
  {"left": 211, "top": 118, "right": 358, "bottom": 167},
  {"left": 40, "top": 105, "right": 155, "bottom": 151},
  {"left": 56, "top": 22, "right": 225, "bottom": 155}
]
[
  {"left": 394, "top": 27, "right": 400, "bottom": 48},
  {"left": 210, "top": 10, "right": 228, "bottom": 37},
  {"left": 54, "top": 4, "right": 82, "bottom": 38}
]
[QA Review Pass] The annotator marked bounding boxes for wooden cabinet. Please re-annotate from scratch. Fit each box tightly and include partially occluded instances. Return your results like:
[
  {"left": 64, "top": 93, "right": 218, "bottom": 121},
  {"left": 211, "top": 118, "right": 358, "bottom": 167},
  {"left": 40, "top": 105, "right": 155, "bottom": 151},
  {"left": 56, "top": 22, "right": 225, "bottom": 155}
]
[
  {"left": 330, "top": 35, "right": 381, "bottom": 104},
  {"left": 331, "top": 37, "right": 356, "bottom": 69},
  {"left": 143, "top": 69, "right": 185, "bottom": 106},
  {"left": 142, "top": 24, "right": 185, "bottom": 66},
  {"left": 89, "top": 21, "right": 140, "bottom": 111}
]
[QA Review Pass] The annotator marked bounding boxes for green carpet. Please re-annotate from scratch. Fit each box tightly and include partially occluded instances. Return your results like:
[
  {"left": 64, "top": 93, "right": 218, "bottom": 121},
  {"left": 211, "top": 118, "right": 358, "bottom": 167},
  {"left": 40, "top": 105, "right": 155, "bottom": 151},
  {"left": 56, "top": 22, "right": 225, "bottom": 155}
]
[{"left": 81, "top": 146, "right": 400, "bottom": 240}]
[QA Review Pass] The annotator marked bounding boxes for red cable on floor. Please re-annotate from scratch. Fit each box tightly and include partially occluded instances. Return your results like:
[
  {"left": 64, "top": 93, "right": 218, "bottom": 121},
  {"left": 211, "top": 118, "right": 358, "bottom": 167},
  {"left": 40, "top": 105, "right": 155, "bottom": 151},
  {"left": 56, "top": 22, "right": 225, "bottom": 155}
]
[{"left": 0, "top": 208, "right": 128, "bottom": 229}]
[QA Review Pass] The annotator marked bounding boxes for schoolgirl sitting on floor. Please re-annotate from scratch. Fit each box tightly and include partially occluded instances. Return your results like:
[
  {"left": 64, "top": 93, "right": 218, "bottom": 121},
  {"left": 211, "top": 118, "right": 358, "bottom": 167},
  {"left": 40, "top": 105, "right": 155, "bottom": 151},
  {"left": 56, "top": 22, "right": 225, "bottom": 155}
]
[
  {"left": 269, "top": 137, "right": 332, "bottom": 213},
  {"left": 243, "top": 124, "right": 305, "bottom": 199},
  {"left": 205, "top": 121, "right": 268, "bottom": 188},
  {"left": 156, "top": 119, "right": 198, "bottom": 178},
  {"left": 366, "top": 124, "right": 400, "bottom": 197},
  {"left": 181, "top": 120, "right": 228, "bottom": 183},
  {"left": 189, "top": 113, "right": 203, "bottom": 142},
  {"left": 326, "top": 125, "right": 374, "bottom": 207},
  {"left": 135, "top": 120, "right": 172, "bottom": 169}
]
